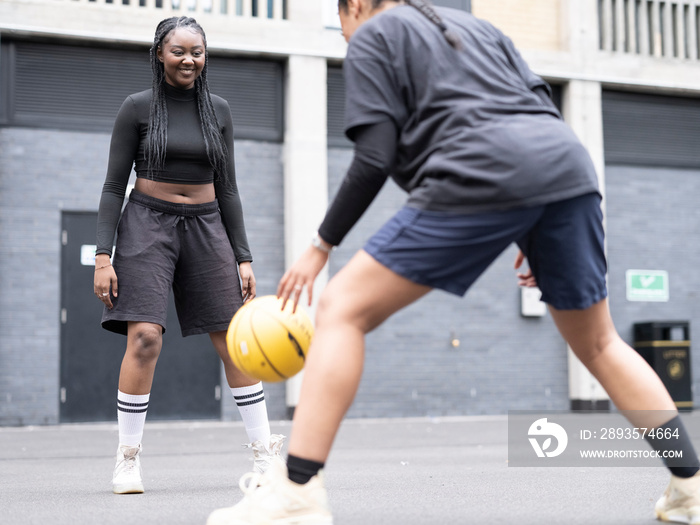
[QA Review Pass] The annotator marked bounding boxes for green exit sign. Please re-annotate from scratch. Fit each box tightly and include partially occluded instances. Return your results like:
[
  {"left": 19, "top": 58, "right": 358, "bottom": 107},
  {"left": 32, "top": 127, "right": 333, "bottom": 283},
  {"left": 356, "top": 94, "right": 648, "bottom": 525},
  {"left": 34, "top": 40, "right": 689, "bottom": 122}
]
[{"left": 626, "top": 270, "right": 669, "bottom": 302}]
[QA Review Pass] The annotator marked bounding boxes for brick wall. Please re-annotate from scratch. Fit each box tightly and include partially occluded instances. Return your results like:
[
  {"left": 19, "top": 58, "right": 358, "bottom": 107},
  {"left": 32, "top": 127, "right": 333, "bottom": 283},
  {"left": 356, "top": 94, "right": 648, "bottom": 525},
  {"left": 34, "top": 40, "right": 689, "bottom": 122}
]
[
  {"left": 605, "top": 165, "right": 700, "bottom": 400},
  {"left": 0, "top": 128, "right": 104, "bottom": 426},
  {"left": 327, "top": 147, "right": 570, "bottom": 417},
  {"left": 220, "top": 141, "right": 287, "bottom": 421},
  {"left": 0, "top": 127, "right": 287, "bottom": 425}
]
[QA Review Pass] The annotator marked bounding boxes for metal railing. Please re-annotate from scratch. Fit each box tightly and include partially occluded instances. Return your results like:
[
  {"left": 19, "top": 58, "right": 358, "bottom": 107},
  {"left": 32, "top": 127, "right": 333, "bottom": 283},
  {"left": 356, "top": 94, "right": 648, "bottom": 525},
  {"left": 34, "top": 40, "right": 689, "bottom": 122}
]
[
  {"left": 599, "top": 0, "right": 700, "bottom": 59},
  {"left": 52, "top": 0, "right": 287, "bottom": 20}
]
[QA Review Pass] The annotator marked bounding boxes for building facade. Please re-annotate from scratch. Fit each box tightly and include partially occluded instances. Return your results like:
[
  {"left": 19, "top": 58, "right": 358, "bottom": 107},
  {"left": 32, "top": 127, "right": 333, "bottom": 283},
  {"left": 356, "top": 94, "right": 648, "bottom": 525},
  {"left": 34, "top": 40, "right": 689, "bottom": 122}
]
[{"left": 1, "top": 0, "right": 699, "bottom": 426}]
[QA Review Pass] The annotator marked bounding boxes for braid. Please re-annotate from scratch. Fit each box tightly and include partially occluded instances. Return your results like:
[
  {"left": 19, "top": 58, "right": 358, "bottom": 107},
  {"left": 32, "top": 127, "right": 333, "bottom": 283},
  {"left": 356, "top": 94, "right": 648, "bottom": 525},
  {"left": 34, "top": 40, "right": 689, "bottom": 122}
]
[
  {"left": 146, "top": 17, "right": 174, "bottom": 179},
  {"left": 195, "top": 61, "right": 228, "bottom": 182},
  {"left": 146, "top": 16, "right": 229, "bottom": 183},
  {"left": 337, "top": 1, "right": 461, "bottom": 49},
  {"left": 404, "top": 0, "right": 462, "bottom": 49}
]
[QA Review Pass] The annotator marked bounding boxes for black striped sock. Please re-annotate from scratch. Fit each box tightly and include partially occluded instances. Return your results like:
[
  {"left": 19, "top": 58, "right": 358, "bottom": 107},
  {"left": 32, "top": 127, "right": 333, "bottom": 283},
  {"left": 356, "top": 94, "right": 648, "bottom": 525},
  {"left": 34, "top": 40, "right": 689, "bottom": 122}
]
[{"left": 233, "top": 389, "right": 265, "bottom": 407}]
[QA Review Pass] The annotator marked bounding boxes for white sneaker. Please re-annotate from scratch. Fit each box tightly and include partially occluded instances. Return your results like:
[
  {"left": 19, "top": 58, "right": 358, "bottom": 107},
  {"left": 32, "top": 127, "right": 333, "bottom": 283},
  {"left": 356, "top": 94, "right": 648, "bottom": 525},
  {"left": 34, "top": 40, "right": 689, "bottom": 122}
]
[
  {"left": 112, "top": 443, "right": 144, "bottom": 494},
  {"left": 245, "top": 434, "right": 286, "bottom": 474},
  {"left": 207, "top": 461, "right": 333, "bottom": 525},
  {"left": 656, "top": 473, "right": 700, "bottom": 524}
]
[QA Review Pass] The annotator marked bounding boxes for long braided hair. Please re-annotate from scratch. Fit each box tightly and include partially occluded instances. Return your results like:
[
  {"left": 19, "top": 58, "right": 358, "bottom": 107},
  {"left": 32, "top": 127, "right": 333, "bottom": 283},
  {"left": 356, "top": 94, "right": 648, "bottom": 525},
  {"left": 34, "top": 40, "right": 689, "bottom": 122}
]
[
  {"left": 146, "top": 16, "right": 229, "bottom": 182},
  {"left": 338, "top": 0, "right": 462, "bottom": 49}
]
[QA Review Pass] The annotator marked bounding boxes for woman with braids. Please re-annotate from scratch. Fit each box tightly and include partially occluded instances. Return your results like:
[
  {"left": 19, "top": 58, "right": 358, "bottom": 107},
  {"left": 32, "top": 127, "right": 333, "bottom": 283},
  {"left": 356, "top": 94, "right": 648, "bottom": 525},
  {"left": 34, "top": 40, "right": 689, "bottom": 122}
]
[
  {"left": 94, "top": 16, "right": 283, "bottom": 495},
  {"left": 208, "top": 1, "right": 700, "bottom": 524}
]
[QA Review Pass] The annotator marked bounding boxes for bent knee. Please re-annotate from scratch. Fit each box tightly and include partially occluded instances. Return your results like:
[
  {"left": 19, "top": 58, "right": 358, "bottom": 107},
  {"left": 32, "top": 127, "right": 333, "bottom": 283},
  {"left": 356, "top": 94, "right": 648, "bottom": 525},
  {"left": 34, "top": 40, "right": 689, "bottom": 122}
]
[
  {"left": 315, "top": 287, "right": 370, "bottom": 333},
  {"left": 571, "top": 331, "right": 621, "bottom": 365},
  {"left": 127, "top": 324, "right": 163, "bottom": 362},
  {"left": 315, "top": 288, "right": 343, "bottom": 327}
]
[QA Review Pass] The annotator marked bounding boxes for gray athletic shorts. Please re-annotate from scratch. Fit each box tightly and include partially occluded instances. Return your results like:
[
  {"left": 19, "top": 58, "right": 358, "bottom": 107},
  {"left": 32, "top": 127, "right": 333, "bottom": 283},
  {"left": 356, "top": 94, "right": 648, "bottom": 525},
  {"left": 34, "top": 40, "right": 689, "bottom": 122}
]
[{"left": 102, "top": 190, "right": 244, "bottom": 337}]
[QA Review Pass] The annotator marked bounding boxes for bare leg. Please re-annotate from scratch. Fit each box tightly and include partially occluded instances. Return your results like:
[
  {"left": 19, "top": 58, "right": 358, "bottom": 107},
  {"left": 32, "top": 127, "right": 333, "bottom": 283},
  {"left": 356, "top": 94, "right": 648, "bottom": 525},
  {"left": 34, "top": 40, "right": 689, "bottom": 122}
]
[
  {"left": 118, "top": 325, "right": 258, "bottom": 391},
  {"left": 118, "top": 322, "right": 164, "bottom": 394},
  {"left": 287, "top": 251, "right": 432, "bottom": 463},
  {"left": 549, "top": 298, "right": 677, "bottom": 426},
  {"left": 210, "top": 330, "right": 260, "bottom": 388}
]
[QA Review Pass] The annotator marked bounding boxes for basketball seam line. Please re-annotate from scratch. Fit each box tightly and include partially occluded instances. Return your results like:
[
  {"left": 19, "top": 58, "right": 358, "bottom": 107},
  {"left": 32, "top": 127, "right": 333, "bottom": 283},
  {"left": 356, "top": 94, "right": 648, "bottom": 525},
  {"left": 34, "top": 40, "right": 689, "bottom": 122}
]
[{"left": 250, "top": 310, "right": 287, "bottom": 381}]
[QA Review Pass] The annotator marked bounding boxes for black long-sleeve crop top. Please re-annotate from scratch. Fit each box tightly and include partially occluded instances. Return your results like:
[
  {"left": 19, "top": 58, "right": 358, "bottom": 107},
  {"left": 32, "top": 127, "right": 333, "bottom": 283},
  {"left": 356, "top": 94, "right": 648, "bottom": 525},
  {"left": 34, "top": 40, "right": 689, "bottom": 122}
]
[{"left": 96, "top": 82, "right": 252, "bottom": 263}]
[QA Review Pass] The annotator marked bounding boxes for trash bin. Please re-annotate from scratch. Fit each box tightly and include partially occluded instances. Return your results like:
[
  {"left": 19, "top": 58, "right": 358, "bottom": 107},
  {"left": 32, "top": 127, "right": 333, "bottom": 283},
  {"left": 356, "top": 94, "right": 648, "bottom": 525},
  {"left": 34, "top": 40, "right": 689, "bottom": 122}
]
[{"left": 634, "top": 321, "right": 692, "bottom": 411}]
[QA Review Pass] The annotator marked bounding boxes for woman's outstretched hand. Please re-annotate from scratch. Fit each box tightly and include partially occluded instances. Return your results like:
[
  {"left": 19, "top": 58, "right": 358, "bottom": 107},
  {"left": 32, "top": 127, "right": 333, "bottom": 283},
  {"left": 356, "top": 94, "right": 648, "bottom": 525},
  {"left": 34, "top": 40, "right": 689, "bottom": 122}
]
[{"left": 277, "top": 244, "right": 330, "bottom": 312}]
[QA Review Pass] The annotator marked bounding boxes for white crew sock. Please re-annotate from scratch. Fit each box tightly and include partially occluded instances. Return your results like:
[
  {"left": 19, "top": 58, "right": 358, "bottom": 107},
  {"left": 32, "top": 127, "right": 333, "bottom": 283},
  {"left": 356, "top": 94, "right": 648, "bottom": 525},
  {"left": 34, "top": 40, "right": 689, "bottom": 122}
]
[
  {"left": 230, "top": 383, "right": 271, "bottom": 446},
  {"left": 117, "top": 390, "right": 150, "bottom": 447}
]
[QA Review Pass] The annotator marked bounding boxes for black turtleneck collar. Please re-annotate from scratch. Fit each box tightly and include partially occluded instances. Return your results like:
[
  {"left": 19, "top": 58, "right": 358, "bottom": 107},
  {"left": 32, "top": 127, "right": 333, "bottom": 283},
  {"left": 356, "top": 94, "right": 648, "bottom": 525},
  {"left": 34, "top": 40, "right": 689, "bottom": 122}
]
[{"left": 163, "top": 82, "right": 196, "bottom": 101}]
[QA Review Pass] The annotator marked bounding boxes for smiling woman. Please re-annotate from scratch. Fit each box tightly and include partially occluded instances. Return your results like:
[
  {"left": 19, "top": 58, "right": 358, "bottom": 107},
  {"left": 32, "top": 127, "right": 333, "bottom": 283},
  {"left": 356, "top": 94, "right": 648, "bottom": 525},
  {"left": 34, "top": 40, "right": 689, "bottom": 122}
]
[
  {"left": 93, "top": 16, "right": 283, "bottom": 495},
  {"left": 157, "top": 27, "right": 205, "bottom": 90}
]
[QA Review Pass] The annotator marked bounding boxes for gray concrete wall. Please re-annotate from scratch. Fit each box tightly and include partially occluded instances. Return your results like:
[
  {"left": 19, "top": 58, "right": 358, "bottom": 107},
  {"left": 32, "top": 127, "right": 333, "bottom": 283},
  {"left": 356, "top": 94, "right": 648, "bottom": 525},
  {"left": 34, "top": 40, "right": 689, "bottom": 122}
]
[
  {"left": 0, "top": 127, "right": 286, "bottom": 425},
  {"left": 327, "top": 147, "right": 570, "bottom": 417},
  {"left": 605, "top": 165, "right": 700, "bottom": 399}
]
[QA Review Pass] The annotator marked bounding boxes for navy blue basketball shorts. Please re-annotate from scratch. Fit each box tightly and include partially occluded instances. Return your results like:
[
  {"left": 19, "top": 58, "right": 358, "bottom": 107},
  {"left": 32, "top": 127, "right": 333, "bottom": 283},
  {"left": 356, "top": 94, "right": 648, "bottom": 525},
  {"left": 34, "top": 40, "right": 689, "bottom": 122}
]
[
  {"left": 364, "top": 192, "right": 607, "bottom": 310},
  {"left": 102, "top": 190, "right": 244, "bottom": 337}
]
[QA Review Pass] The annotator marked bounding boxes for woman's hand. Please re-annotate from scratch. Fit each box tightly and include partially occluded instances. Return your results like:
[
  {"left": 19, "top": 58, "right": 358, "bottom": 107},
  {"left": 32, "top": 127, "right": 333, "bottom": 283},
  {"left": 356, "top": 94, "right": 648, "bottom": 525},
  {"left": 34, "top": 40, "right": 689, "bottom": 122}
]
[
  {"left": 239, "top": 262, "right": 256, "bottom": 303},
  {"left": 277, "top": 244, "right": 330, "bottom": 312},
  {"left": 94, "top": 254, "right": 117, "bottom": 309},
  {"left": 514, "top": 250, "right": 537, "bottom": 288}
]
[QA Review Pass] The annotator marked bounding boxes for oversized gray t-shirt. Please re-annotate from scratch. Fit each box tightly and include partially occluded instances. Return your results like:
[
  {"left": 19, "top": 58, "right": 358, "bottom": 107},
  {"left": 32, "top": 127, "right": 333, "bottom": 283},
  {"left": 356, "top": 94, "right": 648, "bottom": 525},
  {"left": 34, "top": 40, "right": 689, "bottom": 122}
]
[{"left": 343, "top": 6, "right": 600, "bottom": 212}]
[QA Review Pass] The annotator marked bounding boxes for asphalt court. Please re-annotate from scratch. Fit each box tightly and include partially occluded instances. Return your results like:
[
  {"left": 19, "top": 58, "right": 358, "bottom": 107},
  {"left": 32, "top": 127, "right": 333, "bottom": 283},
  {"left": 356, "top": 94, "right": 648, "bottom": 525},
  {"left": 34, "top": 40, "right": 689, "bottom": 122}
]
[{"left": 2, "top": 412, "right": 699, "bottom": 524}]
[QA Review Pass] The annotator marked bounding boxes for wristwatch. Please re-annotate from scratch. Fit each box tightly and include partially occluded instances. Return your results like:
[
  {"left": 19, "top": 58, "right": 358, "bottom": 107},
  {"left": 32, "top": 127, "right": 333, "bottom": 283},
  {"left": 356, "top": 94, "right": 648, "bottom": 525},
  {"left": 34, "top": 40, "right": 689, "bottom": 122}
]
[{"left": 311, "top": 234, "right": 335, "bottom": 254}]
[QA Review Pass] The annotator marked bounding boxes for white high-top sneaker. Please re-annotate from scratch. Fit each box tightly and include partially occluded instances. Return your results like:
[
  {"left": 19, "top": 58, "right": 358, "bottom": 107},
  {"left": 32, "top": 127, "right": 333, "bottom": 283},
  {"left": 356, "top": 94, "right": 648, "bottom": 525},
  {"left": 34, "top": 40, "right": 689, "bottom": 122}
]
[
  {"left": 245, "top": 434, "right": 286, "bottom": 474},
  {"left": 207, "top": 460, "right": 332, "bottom": 525},
  {"left": 112, "top": 443, "right": 144, "bottom": 494},
  {"left": 656, "top": 472, "right": 700, "bottom": 524}
]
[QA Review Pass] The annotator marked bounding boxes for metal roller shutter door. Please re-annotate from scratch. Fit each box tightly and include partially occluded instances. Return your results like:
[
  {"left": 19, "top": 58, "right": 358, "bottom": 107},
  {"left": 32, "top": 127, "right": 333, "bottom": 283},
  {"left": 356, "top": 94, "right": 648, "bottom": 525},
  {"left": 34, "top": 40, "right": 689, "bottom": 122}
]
[{"left": 2, "top": 40, "right": 283, "bottom": 141}]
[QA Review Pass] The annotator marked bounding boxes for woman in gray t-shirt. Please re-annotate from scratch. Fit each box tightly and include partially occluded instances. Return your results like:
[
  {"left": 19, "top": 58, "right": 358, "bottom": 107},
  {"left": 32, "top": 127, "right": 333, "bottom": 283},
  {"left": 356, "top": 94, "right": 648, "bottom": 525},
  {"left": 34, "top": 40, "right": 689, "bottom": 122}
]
[{"left": 206, "top": 2, "right": 698, "bottom": 524}]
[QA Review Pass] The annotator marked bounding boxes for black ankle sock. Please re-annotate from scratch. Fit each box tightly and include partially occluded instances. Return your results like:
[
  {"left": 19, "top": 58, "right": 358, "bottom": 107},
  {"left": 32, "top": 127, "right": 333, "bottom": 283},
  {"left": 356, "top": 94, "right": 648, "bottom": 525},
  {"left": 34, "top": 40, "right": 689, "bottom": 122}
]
[
  {"left": 287, "top": 454, "right": 325, "bottom": 485},
  {"left": 645, "top": 415, "right": 700, "bottom": 478},
  {"left": 671, "top": 466, "right": 700, "bottom": 478}
]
